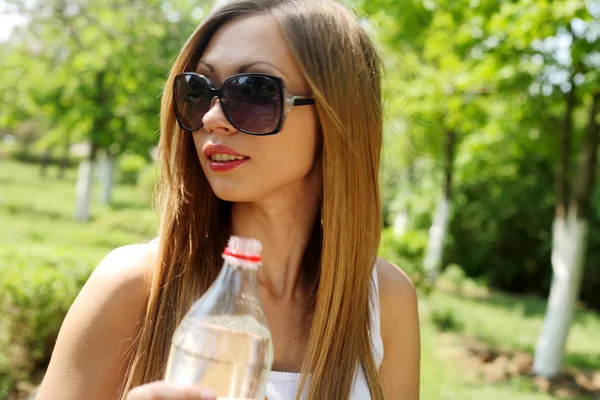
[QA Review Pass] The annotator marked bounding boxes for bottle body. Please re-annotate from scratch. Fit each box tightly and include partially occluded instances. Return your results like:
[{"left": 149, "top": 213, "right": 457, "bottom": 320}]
[
  {"left": 165, "top": 315, "right": 272, "bottom": 399},
  {"left": 165, "top": 237, "right": 273, "bottom": 400}
]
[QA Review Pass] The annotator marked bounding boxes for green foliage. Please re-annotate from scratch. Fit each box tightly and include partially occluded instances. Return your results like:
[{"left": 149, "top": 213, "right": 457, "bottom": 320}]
[
  {"left": 0, "top": 160, "right": 157, "bottom": 395},
  {"left": 379, "top": 228, "right": 427, "bottom": 285},
  {"left": 447, "top": 153, "right": 556, "bottom": 292},
  {"left": 430, "top": 307, "right": 464, "bottom": 333},
  {"left": 0, "top": 248, "right": 94, "bottom": 378},
  {"left": 137, "top": 164, "right": 159, "bottom": 204},
  {"left": 361, "top": 0, "right": 600, "bottom": 313},
  {"left": 440, "top": 263, "right": 467, "bottom": 292},
  {"left": 0, "top": 0, "right": 210, "bottom": 159},
  {"left": 446, "top": 146, "right": 600, "bottom": 309},
  {"left": 118, "top": 153, "right": 150, "bottom": 185}
]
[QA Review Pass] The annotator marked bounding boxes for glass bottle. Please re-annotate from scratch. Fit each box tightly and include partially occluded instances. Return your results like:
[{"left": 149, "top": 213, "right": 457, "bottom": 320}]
[{"left": 165, "top": 236, "right": 273, "bottom": 400}]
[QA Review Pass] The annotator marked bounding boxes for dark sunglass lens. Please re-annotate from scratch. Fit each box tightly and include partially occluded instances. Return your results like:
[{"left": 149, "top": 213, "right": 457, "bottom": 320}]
[
  {"left": 222, "top": 76, "right": 282, "bottom": 134},
  {"left": 174, "top": 75, "right": 211, "bottom": 131}
]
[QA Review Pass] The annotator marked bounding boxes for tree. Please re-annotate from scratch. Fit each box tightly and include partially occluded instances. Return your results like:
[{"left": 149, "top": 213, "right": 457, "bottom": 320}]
[
  {"left": 357, "top": 0, "right": 499, "bottom": 281},
  {"left": 0, "top": 0, "right": 210, "bottom": 219},
  {"left": 360, "top": 0, "right": 600, "bottom": 377},
  {"left": 480, "top": 0, "right": 600, "bottom": 377}
]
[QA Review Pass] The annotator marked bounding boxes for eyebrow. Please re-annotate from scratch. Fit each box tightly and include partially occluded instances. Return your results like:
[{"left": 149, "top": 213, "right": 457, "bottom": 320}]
[{"left": 197, "top": 60, "right": 289, "bottom": 79}]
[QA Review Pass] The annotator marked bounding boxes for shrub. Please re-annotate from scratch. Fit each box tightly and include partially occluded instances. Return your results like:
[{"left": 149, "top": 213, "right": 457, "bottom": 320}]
[
  {"left": 440, "top": 263, "right": 467, "bottom": 292},
  {"left": 430, "top": 308, "right": 464, "bottom": 333},
  {"left": 445, "top": 153, "right": 600, "bottom": 310},
  {"left": 0, "top": 247, "right": 95, "bottom": 395},
  {"left": 379, "top": 227, "right": 427, "bottom": 286},
  {"left": 118, "top": 153, "right": 149, "bottom": 185},
  {"left": 10, "top": 149, "right": 79, "bottom": 167}
]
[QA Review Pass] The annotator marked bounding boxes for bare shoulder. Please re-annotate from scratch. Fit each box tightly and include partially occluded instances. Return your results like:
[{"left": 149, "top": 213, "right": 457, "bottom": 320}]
[
  {"left": 36, "top": 242, "right": 158, "bottom": 400},
  {"left": 375, "top": 256, "right": 418, "bottom": 345},
  {"left": 91, "top": 243, "right": 157, "bottom": 285},
  {"left": 376, "top": 257, "right": 417, "bottom": 302},
  {"left": 375, "top": 257, "right": 420, "bottom": 399}
]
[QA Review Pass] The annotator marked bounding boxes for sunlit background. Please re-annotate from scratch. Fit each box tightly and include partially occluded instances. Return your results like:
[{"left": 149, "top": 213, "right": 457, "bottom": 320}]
[{"left": 1, "top": 0, "right": 599, "bottom": 399}]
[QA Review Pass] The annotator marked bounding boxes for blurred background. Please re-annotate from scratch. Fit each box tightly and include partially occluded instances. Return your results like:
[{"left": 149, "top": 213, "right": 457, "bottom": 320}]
[{"left": 0, "top": 0, "right": 599, "bottom": 399}]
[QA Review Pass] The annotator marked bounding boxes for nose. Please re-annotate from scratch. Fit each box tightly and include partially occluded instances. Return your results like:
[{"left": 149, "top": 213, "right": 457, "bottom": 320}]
[{"left": 201, "top": 97, "right": 236, "bottom": 135}]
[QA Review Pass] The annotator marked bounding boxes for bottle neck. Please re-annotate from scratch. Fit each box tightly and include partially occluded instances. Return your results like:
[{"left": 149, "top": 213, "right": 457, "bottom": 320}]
[
  {"left": 219, "top": 258, "right": 260, "bottom": 294},
  {"left": 216, "top": 258, "right": 267, "bottom": 323}
]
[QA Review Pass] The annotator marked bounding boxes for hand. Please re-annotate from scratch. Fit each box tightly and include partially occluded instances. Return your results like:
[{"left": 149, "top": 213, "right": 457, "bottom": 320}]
[{"left": 126, "top": 381, "right": 217, "bottom": 400}]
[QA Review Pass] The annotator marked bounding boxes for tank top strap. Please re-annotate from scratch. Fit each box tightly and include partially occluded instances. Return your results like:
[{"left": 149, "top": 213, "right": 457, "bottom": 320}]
[{"left": 369, "top": 265, "right": 384, "bottom": 369}]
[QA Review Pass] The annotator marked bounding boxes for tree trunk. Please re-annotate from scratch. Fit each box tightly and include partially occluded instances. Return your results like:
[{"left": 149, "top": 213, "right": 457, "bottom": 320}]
[
  {"left": 74, "top": 70, "right": 110, "bottom": 219},
  {"left": 571, "top": 91, "right": 599, "bottom": 220},
  {"left": 57, "top": 142, "right": 70, "bottom": 180},
  {"left": 423, "top": 197, "right": 451, "bottom": 281},
  {"left": 555, "top": 79, "right": 576, "bottom": 219},
  {"left": 392, "top": 208, "right": 409, "bottom": 236},
  {"left": 39, "top": 149, "right": 51, "bottom": 177},
  {"left": 534, "top": 91, "right": 599, "bottom": 377},
  {"left": 74, "top": 142, "right": 97, "bottom": 221},
  {"left": 393, "top": 163, "right": 415, "bottom": 236},
  {"left": 98, "top": 152, "right": 117, "bottom": 205},
  {"left": 534, "top": 214, "right": 588, "bottom": 377},
  {"left": 423, "top": 130, "right": 455, "bottom": 281}
]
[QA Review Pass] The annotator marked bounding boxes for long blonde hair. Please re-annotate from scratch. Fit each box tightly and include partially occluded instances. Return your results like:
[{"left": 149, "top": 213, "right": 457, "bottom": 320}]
[{"left": 121, "top": 1, "right": 383, "bottom": 399}]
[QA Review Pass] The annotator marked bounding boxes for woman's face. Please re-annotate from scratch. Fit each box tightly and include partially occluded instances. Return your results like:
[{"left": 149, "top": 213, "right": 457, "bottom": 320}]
[{"left": 191, "top": 14, "right": 320, "bottom": 203}]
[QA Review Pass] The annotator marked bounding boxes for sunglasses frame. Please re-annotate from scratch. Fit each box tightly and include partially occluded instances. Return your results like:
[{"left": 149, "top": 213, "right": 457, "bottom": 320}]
[{"left": 173, "top": 72, "right": 315, "bottom": 136}]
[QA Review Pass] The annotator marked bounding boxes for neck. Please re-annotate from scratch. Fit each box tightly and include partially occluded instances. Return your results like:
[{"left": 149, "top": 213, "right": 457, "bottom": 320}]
[{"left": 230, "top": 177, "right": 321, "bottom": 301}]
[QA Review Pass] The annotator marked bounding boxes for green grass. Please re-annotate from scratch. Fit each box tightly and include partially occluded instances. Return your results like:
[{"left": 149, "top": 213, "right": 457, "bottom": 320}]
[
  {"left": 1, "top": 159, "right": 600, "bottom": 400},
  {"left": 423, "top": 289, "right": 600, "bottom": 372},
  {"left": 420, "top": 288, "right": 600, "bottom": 400},
  {"left": 420, "top": 320, "right": 557, "bottom": 400},
  {"left": 0, "top": 159, "right": 158, "bottom": 259}
]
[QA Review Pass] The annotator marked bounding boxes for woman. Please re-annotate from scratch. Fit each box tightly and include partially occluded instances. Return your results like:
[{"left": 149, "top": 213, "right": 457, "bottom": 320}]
[{"left": 36, "top": 0, "right": 420, "bottom": 399}]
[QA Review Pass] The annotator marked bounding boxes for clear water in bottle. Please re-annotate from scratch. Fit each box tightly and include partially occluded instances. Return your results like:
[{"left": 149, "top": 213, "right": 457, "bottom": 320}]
[{"left": 165, "top": 315, "right": 272, "bottom": 399}]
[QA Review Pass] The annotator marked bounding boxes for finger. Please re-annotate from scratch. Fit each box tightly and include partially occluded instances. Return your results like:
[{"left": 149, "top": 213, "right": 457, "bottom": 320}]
[
  {"left": 127, "top": 381, "right": 172, "bottom": 400},
  {"left": 126, "top": 381, "right": 217, "bottom": 400}
]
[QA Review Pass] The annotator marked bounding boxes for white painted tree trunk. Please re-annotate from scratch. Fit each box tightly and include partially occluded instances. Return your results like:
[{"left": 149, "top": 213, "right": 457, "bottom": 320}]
[
  {"left": 98, "top": 154, "right": 117, "bottom": 205},
  {"left": 533, "top": 213, "right": 589, "bottom": 377},
  {"left": 423, "top": 196, "right": 451, "bottom": 282},
  {"left": 393, "top": 167, "right": 414, "bottom": 237},
  {"left": 393, "top": 210, "right": 409, "bottom": 236},
  {"left": 74, "top": 160, "right": 93, "bottom": 221}
]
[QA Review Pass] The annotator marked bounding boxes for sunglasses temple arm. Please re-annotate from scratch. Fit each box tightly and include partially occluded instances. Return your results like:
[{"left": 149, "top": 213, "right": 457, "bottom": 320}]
[{"left": 292, "top": 97, "right": 315, "bottom": 106}]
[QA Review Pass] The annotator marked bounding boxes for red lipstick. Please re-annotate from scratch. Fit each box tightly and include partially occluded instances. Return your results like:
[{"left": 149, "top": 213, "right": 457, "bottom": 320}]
[{"left": 203, "top": 144, "right": 249, "bottom": 172}]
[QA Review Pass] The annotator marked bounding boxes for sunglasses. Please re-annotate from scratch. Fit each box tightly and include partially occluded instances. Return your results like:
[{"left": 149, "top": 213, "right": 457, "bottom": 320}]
[{"left": 173, "top": 72, "right": 315, "bottom": 135}]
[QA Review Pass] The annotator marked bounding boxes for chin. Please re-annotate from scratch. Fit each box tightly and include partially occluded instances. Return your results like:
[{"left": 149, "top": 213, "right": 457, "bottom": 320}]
[
  {"left": 208, "top": 182, "right": 257, "bottom": 203},
  {"left": 213, "top": 192, "right": 249, "bottom": 203}
]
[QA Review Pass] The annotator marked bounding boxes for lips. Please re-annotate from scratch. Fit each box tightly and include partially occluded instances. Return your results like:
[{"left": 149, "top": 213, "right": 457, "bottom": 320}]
[{"left": 203, "top": 143, "right": 249, "bottom": 172}]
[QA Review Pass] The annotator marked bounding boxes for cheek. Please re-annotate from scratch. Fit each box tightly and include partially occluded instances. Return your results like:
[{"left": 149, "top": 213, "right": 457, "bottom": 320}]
[
  {"left": 188, "top": 110, "right": 321, "bottom": 202},
  {"left": 191, "top": 132, "right": 204, "bottom": 154},
  {"left": 261, "top": 143, "right": 315, "bottom": 185},
  {"left": 191, "top": 132, "right": 215, "bottom": 180},
  {"left": 271, "top": 111, "right": 319, "bottom": 173}
]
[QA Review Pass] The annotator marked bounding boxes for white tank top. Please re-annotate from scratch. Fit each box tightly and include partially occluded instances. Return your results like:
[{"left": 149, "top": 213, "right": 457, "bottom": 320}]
[{"left": 265, "top": 266, "right": 384, "bottom": 400}]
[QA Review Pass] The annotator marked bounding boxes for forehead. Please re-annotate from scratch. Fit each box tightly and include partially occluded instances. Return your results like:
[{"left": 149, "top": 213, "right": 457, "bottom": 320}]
[{"left": 198, "top": 14, "right": 304, "bottom": 82}]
